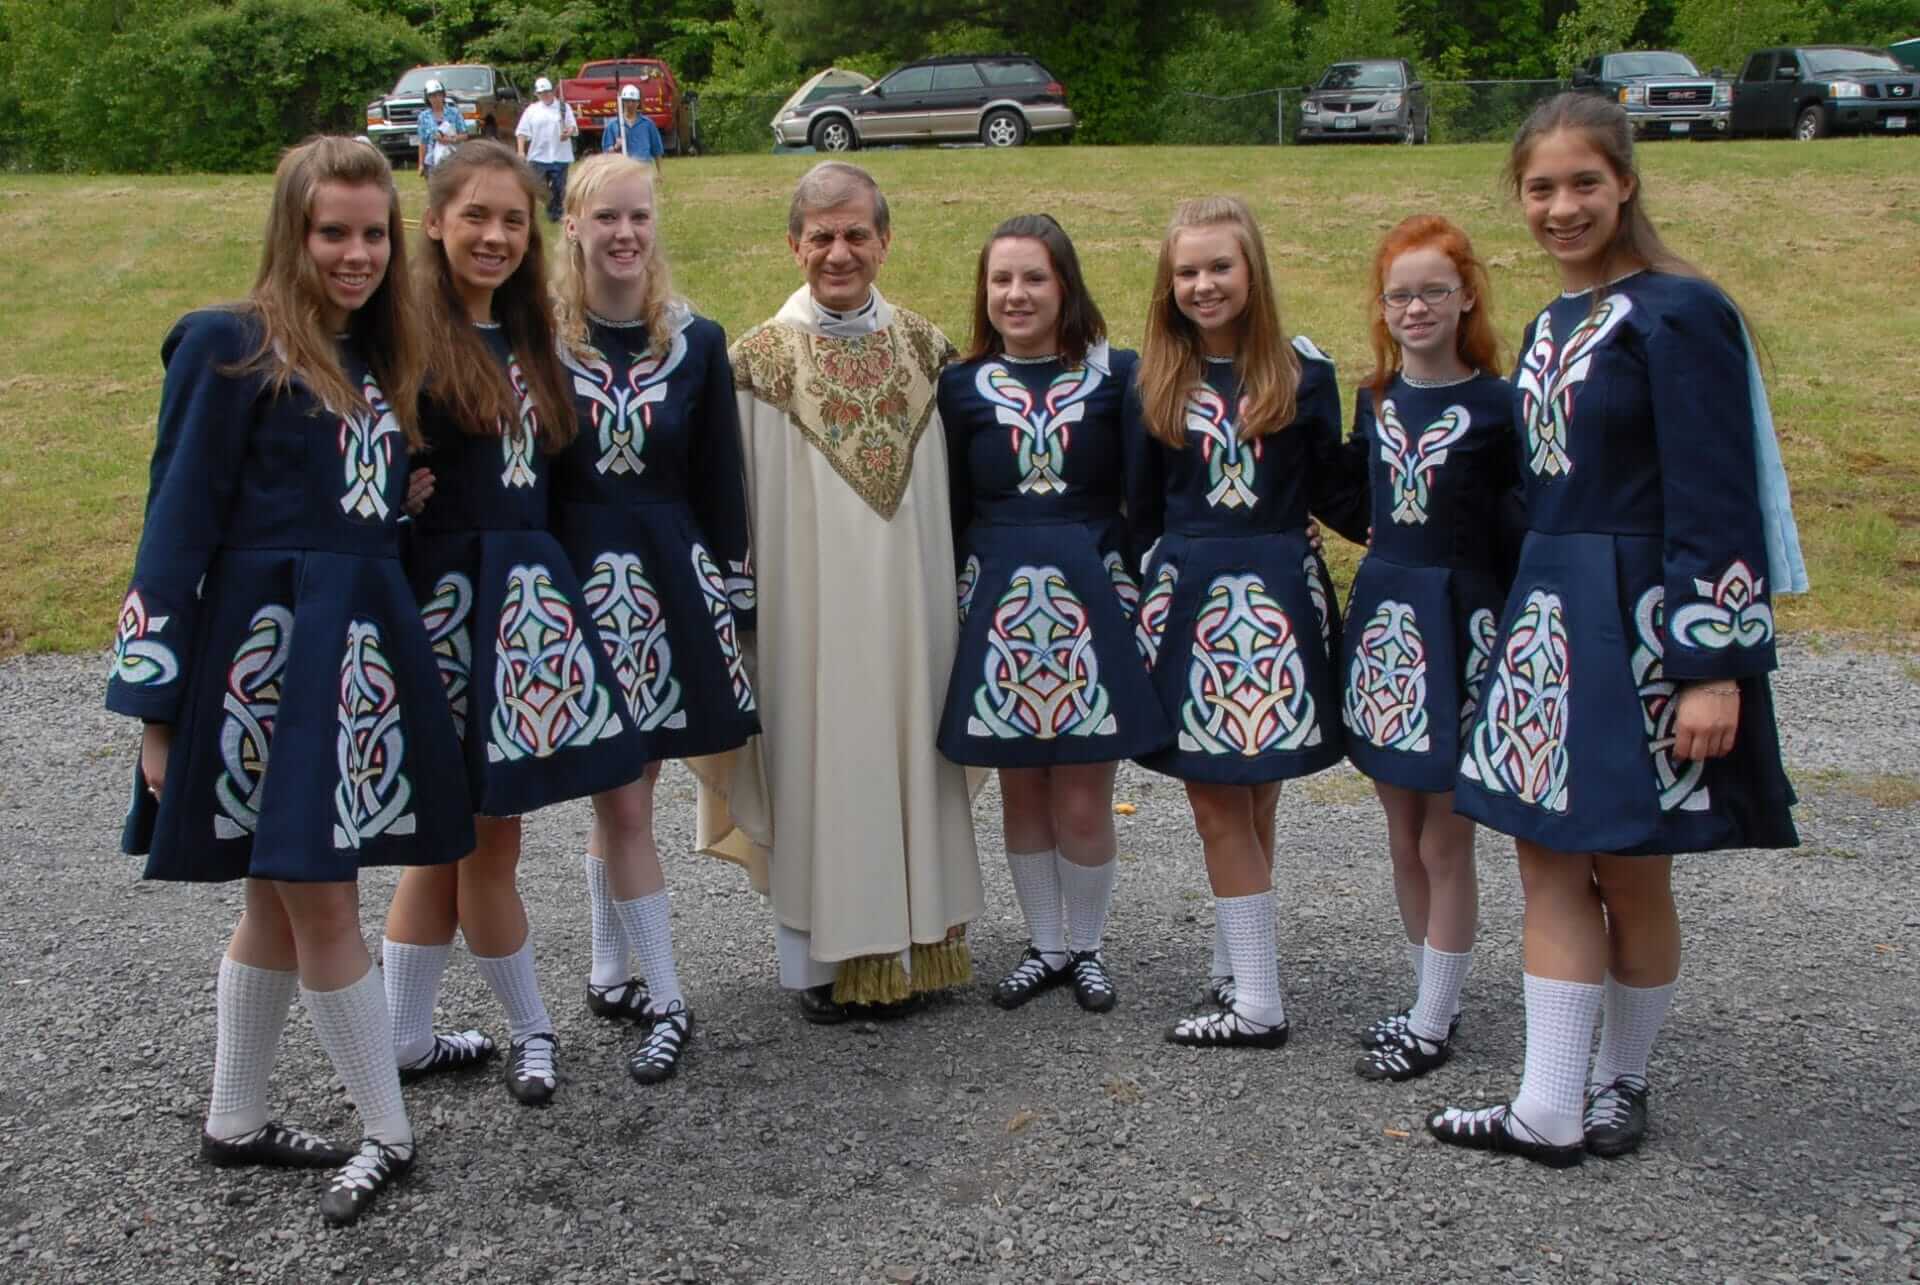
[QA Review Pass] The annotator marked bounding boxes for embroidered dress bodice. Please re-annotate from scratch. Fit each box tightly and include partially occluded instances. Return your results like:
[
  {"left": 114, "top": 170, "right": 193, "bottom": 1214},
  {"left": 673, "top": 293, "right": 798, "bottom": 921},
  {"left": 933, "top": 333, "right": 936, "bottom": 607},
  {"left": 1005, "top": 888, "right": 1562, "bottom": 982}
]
[
  {"left": 1353, "top": 373, "right": 1518, "bottom": 572},
  {"left": 413, "top": 325, "right": 550, "bottom": 533}
]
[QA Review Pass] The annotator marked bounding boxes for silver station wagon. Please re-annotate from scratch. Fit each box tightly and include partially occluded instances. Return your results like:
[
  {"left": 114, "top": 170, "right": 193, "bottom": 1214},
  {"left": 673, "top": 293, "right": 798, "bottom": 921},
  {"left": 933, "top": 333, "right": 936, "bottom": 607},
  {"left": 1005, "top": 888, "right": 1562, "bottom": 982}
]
[{"left": 772, "top": 54, "right": 1076, "bottom": 150}]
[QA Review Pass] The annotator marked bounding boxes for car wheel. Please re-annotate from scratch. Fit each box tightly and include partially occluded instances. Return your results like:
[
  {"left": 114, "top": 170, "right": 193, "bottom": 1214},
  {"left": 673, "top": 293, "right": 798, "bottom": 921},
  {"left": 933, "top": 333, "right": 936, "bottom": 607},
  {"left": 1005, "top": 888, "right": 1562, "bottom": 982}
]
[
  {"left": 981, "top": 109, "right": 1027, "bottom": 148},
  {"left": 1794, "top": 105, "right": 1827, "bottom": 141},
  {"left": 811, "top": 117, "right": 855, "bottom": 152}
]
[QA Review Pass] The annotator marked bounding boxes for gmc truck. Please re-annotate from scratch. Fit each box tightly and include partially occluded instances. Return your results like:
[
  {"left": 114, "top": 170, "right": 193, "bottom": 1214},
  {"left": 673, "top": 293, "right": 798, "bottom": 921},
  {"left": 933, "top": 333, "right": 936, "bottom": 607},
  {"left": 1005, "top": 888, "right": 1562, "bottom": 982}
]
[
  {"left": 1571, "top": 51, "right": 1729, "bottom": 138},
  {"left": 560, "top": 58, "right": 696, "bottom": 155},
  {"left": 366, "top": 64, "right": 526, "bottom": 166}
]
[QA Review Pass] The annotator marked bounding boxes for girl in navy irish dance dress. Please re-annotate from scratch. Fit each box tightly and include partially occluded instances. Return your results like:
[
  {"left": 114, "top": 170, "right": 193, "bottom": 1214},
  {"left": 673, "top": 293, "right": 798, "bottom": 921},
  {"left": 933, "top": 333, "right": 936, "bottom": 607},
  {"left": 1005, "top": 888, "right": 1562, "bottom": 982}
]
[
  {"left": 936, "top": 214, "right": 1173, "bottom": 1015},
  {"left": 106, "top": 137, "right": 473, "bottom": 1225},
  {"left": 1125, "top": 196, "right": 1362, "bottom": 1049},
  {"left": 1337, "top": 215, "right": 1518, "bottom": 1083},
  {"left": 551, "top": 152, "right": 758, "bottom": 1082},
  {"left": 1428, "top": 94, "right": 1804, "bottom": 1166},
  {"left": 378, "top": 140, "right": 646, "bottom": 1107}
]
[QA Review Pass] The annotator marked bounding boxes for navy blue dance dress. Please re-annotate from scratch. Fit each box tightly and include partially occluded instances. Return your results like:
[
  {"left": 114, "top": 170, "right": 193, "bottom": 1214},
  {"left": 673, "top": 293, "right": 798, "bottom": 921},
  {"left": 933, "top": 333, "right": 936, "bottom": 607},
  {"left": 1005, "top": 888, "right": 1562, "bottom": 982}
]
[
  {"left": 106, "top": 311, "right": 476, "bottom": 882},
  {"left": 552, "top": 307, "right": 760, "bottom": 759},
  {"left": 1123, "top": 339, "right": 1355, "bottom": 785},
  {"left": 935, "top": 344, "right": 1173, "bottom": 766},
  {"left": 1337, "top": 374, "right": 1519, "bottom": 793},
  {"left": 1454, "top": 272, "right": 1797, "bottom": 855},
  {"left": 403, "top": 322, "right": 646, "bottom": 817}
]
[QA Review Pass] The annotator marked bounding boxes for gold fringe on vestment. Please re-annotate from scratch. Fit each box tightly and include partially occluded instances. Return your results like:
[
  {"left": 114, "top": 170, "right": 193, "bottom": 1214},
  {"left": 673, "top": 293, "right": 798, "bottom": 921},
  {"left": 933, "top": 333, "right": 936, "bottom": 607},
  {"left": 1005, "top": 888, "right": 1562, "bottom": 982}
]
[{"left": 831, "top": 938, "right": 974, "bottom": 1005}]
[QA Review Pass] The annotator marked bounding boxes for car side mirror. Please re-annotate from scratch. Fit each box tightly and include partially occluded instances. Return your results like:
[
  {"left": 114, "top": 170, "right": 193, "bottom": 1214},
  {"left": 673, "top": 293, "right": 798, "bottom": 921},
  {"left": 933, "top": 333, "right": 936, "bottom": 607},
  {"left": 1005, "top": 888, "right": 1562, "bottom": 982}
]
[
  {"left": 1776, "top": 65, "right": 1799, "bottom": 80},
  {"left": 1710, "top": 68, "right": 1726, "bottom": 78},
  {"left": 867, "top": 84, "right": 885, "bottom": 97}
]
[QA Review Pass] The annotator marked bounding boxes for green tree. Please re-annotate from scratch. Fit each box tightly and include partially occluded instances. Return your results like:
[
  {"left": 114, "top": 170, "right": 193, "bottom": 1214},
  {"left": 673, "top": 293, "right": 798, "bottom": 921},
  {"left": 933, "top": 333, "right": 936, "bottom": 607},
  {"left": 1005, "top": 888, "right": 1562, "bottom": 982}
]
[
  {"left": 1301, "top": 0, "right": 1413, "bottom": 74},
  {"left": 1550, "top": 0, "right": 1648, "bottom": 74},
  {"left": 1671, "top": 0, "right": 1813, "bottom": 75}
]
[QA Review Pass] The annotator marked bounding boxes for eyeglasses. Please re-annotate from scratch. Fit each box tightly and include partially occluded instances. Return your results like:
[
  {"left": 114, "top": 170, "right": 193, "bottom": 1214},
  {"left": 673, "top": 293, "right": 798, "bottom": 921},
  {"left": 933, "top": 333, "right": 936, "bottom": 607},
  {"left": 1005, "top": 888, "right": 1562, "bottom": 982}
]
[{"left": 1380, "top": 284, "right": 1463, "bottom": 311}]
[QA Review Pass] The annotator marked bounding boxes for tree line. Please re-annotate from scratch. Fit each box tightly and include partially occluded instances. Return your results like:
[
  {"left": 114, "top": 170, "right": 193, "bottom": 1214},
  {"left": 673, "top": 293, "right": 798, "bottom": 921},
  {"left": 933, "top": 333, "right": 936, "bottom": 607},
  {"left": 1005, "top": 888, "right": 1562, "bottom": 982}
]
[{"left": 2, "top": 0, "right": 1914, "bottom": 172}]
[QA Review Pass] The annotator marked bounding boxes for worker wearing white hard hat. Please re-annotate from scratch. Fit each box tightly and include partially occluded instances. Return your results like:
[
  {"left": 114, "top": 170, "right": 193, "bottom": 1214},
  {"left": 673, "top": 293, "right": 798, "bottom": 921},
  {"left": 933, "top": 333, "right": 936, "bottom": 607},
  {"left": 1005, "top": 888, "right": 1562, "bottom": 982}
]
[
  {"left": 602, "top": 82, "right": 666, "bottom": 169},
  {"left": 517, "top": 75, "right": 579, "bottom": 220},
  {"left": 416, "top": 77, "right": 469, "bottom": 177}
]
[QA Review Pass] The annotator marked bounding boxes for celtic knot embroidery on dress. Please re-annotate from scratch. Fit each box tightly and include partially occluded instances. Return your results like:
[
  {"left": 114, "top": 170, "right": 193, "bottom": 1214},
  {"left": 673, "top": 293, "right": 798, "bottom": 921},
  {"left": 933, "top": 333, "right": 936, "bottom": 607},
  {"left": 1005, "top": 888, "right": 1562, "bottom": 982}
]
[
  {"left": 110, "top": 589, "right": 179, "bottom": 687},
  {"left": 1303, "top": 555, "right": 1333, "bottom": 652},
  {"left": 1669, "top": 560, "right": 1773, "bottom": 650},
  {"left": 582, "top": 552, "right": 684, "bottom": 731},
  {"left": 968, "top": 565, "right": 1116, "bottom": 740},
  {"left": 333, "top": 620, "right": 418, "bottom": 850},
  {"left": 1185, "top": 388, "right": 1261, "bottom": 509},
  {"left": 1460, "top": 589, "right": 1570, "bottom": 813},
  {"left": 1631, "top": 586, "right": 1710, "bottom": 812},
  {"left": 956, "top": 555, "right": 981, "bottom": 625},
  {"left": 488, "top": 564, "right": 622, "bottom": 762},
  {"left": 419, "top": 573, "right": 474, "bottom": 738},
  {"left": 693, "top": 543, "right": 755, "bottom": 714},
  {"left": 1103, "top": 551, "right": 1140, "bottom": 616},
  {"left": 975, "top": 360, "right": 1104, "bottom": 495},
  {"left": 1178, "top": 573, "right": 1319, "bottom": 756},
  {"left": 1515, "top": 295, "right": 1633, "bottom": 479},
  {"left": 563, "top": 331, "right": 690, "bottom": 477},
  {"left": 724, "top": 554, "right": 754, "bottom": 613},
  {"left": 214, "top": 605, "right": 294, "bottom": 839},
  {"left": 1376, "top": 398, "right": 1471, "bottom": 525},
  {"left": 500, "top": 354, "right": 540, "bottom": 489},
  {"left": 339, "top": 373, "right": 404, "bottom": 521},
  {"left": 1344, "top": 599, "right": 1431, "bottom": 752},
  {"left": 1134, "top": 564, "right": 1178, "bottom": 669},
  {"left": 1458, "top": 607, "right": 1498, "bottom": 725}
]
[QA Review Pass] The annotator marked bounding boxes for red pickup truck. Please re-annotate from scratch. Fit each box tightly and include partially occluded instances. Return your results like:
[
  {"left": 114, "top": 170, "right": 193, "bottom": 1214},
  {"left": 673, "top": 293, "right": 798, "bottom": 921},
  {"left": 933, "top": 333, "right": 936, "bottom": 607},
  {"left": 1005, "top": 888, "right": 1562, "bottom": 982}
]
[{"left": 559, "top": 58, "right": 697, "bottom": 155}]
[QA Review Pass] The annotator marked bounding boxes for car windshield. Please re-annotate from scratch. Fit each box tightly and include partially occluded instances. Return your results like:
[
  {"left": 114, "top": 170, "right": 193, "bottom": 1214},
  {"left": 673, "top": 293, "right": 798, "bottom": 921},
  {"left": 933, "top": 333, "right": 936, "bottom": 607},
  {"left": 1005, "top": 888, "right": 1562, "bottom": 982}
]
[
  {"left": 1317, "top": 63, "right": 1402, "bottom": 90},
  {"left": 395, "top": 67, "right": 491, "bottom": 95},
  {"left": 1607, "top": 53, "right": 1700, "bottom": 77},
  {"left": 1803, "top": 49, "right": 1903, "bottom": 75}
]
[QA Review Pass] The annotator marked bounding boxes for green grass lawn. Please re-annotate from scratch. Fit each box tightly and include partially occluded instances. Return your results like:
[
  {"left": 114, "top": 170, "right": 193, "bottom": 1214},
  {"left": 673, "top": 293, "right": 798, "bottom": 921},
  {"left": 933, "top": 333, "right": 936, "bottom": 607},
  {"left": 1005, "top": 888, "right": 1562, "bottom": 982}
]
[{"left": 2, "top": 140, "right": 1915, "bottom": 655}]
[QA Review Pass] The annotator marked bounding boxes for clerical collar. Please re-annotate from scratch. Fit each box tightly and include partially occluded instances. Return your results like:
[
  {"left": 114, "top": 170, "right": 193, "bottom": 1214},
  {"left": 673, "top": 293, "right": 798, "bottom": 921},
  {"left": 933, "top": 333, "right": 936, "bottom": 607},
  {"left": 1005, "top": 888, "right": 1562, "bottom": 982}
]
[{"left": 812, "top": 292, "right": 884, "bottom": 339}]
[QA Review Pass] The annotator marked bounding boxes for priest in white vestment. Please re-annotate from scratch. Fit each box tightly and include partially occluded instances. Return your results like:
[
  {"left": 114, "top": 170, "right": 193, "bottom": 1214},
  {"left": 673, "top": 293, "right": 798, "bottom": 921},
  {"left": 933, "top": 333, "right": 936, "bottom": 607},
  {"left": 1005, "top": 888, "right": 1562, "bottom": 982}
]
[{"left": 693, "top": 162, "right": 982, "bottom": 1021}]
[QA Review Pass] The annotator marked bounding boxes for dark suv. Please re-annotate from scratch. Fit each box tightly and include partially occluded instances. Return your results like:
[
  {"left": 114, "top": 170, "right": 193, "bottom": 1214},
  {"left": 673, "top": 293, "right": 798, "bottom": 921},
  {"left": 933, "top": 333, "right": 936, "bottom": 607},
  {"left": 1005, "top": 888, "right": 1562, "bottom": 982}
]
[
  {"left": 1731, "top": 46, "right": 1916, "bottom": 139},
  {"left": 1297, "top": 60, "right": 1429, "bottom": 144},
  {"left": 1571, "top": 51, "right": 1728, "bottom": 138},
  {"left": 771, "top": 54, "right": 1074, "bottom": 150}
]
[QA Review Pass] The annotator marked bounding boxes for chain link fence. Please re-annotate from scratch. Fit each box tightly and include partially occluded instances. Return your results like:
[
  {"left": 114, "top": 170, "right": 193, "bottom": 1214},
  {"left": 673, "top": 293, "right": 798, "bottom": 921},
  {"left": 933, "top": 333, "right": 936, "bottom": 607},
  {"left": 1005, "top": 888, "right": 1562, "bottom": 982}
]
[{"left": 686, "top": 80, "right": 1569, "bottom": 155}]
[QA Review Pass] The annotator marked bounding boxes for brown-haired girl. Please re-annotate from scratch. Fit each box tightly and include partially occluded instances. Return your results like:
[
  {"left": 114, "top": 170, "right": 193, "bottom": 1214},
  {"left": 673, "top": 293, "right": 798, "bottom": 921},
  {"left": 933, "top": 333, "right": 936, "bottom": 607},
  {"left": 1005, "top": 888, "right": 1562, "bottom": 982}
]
[
  {"left": 1428, "top": 93, "right": 1803, "bottom": 1166},
  {"left": 1124, "top": 196, "right": 1364, "bottom": 1048},
  {"left": 378, "top": 139, "right": 646, "bottom": 1107},
  {"left": 548, "top": 152, "right": 758, "bottom": 1081},
  {"left": 1335, "top": 214, "right": 1517, "bottom": 1082},
  {"left": 106, "top": 136, "right": 473, "bottom": 1225},
  {"left": 935, "top": 214, "right": 1173, "bottom": 1016}
]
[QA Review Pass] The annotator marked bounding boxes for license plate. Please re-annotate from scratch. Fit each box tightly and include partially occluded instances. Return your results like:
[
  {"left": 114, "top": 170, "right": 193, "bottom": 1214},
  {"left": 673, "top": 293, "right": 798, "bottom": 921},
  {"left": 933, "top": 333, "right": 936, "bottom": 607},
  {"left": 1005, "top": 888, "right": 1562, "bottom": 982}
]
[
  {"left": 1888, "top": 116, "right": 1909, "bottom": 129},
  {"left": 1671, "top": 121, "right": 1690, "bottom": 133},
  {"left": 1333, "top": 116, "right": 1357, "bottom": 130}
]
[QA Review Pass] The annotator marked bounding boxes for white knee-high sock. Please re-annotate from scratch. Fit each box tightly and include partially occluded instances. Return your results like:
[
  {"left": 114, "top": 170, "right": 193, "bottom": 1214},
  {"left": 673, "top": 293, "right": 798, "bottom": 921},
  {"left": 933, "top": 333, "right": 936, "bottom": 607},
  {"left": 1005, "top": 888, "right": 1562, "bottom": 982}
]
[
  {"left": 1211, "top": 915, "right": 1232, "bottom": 981},
  {"left": 1215, "top": 892, "right": 1284, "bottom": 1025},
  {"left": 1006, "top": 849, "right": 1067, "bottom": 959},
  {"left": 1510, "top": 974, "right": 1603, "bottom": 1147},
  {"left": 1057, "top": 856, "right": 1117, "bottom": 955},
  {"left": 584, "top": 854, "right": 631, "bottom": 988},
  {"left": 382, "top": 939, "right": 452, "bottom": 1067},
  {"left": 1590, "top": 975, "right": 1677, "bottom": 1088},
  {"left": 1409, "top": 946, "right": 1471, "bottom": 1042},
  {"left": 303, "top": 966, "right": 412, "bottom": 1148},
  {"left": 614, "top": 891, "right": 684, "bottom": 1012},
  {"left": 1406, "top": 939, "right": 1426, "bottom": 992},
  {"left": 206, "top": 957, "right": 298, "bottom": 1140},
  {"left": 473, "top": 937, "right": 553, "bottom": 1041}
]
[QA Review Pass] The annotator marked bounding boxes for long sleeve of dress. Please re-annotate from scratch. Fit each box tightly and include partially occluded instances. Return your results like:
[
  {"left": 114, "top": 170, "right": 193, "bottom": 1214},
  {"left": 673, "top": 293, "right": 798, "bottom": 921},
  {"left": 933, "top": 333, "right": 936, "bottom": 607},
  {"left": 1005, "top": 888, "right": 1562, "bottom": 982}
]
[
  {"left": 1647, "top": 285, "right": 1777, "bottom": 681},
  {"left": 1313, "top": 385, "right": 1375, "bottom": 547},
  {"left": 937, "top": 371, "right": 974, "bottom": 573},
  {"left": 105, "top": 311, "right": 259, "bottom": 723},
  {"left": 690, "top": 327, "right": 755, "bottom": 631},
  {"left": 1120, "top": 380, "right": 1167, "bottom": 575}
]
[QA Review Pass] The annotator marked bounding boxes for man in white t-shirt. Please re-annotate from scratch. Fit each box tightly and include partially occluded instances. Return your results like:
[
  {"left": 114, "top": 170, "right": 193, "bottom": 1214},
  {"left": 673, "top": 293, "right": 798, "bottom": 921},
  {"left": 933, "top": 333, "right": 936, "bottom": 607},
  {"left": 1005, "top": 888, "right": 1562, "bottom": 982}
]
[{"left": 514, "top": 76, "right": 578, "bottom": 222}]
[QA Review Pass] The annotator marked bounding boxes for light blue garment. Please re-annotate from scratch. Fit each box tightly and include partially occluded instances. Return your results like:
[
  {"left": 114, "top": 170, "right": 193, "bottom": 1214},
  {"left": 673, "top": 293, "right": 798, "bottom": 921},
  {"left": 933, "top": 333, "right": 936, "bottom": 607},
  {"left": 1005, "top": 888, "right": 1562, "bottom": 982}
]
[
  {"left": 1742, "top": 323, "right": 1809, "bottom": 596},
  {"left": 416, "top": 105, "right": 470, "bottom": 163},
  {"left": 602, "top": 114, "right": 666, "bottom": 161}
]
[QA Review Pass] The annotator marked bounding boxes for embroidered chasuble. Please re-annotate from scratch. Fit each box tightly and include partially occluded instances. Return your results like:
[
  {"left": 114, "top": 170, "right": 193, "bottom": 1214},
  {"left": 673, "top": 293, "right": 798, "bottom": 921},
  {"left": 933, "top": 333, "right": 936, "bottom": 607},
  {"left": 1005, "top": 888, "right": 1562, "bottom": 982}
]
[{"left": 692, "top": 286, "right": 982, "bottom": 1002}]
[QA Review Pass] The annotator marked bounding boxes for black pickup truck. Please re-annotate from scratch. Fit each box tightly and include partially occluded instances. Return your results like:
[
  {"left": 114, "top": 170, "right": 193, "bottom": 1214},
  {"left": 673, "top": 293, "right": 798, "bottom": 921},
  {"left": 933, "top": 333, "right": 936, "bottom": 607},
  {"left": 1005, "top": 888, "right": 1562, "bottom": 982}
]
[
  {"left": 1570, "top": 51, "right": 1728, "bottom": 138},
  {"left": 1730, "top": 46, "right": 1916, "bottom": 140}
]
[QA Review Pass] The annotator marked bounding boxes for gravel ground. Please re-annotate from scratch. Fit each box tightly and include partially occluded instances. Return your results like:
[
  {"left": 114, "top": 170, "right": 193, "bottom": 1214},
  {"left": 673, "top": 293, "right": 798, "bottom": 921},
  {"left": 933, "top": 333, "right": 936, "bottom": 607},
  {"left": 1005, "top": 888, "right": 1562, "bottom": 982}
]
[{"left": 2, "top": 637, "right": 1916, "bottom": 1284}]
